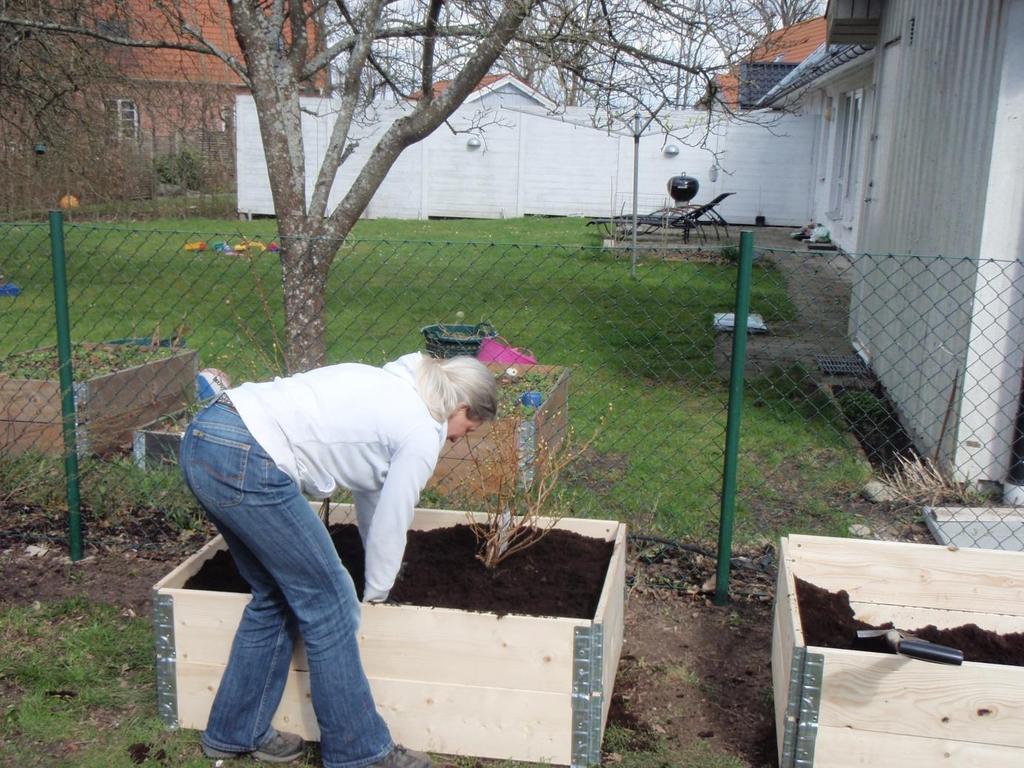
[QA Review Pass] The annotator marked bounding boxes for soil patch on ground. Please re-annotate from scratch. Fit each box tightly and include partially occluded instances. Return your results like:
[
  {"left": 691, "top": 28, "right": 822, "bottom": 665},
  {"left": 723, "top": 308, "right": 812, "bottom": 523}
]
[
  {"left": 0, "top": 502, "right": 213, "bottom": 560},
  {"left": 0, "top": 513, "right": 779, "bottom": 766},
  {"left": 796, "top": 577, "right": 1024, "bottom": 666},
  {"left": 185, "top": 524, "right": 614, "bottom": 619},
  {"left": 612, "top": 587, "right": 776, "bottom": 767}
]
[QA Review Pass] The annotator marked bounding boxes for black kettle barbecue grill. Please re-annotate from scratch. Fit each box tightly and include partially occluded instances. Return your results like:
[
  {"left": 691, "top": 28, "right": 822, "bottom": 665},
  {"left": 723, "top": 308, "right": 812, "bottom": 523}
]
[
  {"left": 667, "top": 172, "right": 699, "bottom": 204},
  {"left": 588, "top": 172, "right": 732, "bottom": 242}
]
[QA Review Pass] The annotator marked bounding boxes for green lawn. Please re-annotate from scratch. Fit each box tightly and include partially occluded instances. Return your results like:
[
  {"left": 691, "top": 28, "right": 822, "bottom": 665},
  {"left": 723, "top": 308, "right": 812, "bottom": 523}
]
[{"left": 0, "top": 215, "right": 870, "bottom": 543}]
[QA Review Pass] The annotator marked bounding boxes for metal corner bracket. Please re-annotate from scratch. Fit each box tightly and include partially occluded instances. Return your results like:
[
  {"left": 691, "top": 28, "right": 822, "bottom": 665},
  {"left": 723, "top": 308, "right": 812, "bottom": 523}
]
[
  {"left": 571, "top": 623, "right": 605, "bottom": 767},
  {"left": 152, "top": 590, "right": 179, "bottom": 728},
  {"left": 781, "top": 646, "right": 823, "bottom": 768}
]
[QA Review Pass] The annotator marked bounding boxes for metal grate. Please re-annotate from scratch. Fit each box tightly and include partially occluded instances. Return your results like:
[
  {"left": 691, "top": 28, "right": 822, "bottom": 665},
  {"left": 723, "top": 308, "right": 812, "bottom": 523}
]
[{"left": 814, "top": 353, "right": 870, "bottom": 377}]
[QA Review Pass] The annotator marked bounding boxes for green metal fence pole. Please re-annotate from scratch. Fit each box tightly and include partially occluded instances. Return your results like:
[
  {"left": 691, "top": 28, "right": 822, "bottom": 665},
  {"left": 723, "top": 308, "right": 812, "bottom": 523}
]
[
  {"left": 714, "top": 230, "right": 754, "bottom": 606},
  {"left": 48, "top": 210, "right": 83, "bottom": 561}
]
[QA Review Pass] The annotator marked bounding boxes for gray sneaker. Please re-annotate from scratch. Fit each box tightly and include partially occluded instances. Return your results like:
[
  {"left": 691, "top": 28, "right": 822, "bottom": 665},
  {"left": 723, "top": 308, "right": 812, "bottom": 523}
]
[
  {"left": 371, "top": 745, "right": 432, "bottom": 768},
  {"left": 202, "top": 728, "right": 304, "bottom": 763}
]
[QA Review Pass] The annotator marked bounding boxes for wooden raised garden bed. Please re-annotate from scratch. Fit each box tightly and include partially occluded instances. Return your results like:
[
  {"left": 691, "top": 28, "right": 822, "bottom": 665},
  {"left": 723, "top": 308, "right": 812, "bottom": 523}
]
[
  {"left": 773, "top": 534, "right": 1024, "bottom": 767},
  {"left": 153, "top": 505, "right": 626, "bottom": 766},
  {"left": 0, "top": 343, "right": 197, "bottom": 456},
  {"left": 133, "top": 410, "right": 191, "bottom": 470},
  {"left": 430, "top": 364, "right": 570, "bottom": 495}
]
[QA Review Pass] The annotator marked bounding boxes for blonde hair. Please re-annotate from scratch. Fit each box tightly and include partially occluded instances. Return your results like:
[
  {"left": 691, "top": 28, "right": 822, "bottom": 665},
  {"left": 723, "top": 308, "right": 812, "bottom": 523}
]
[{"left": 416, "top": 354, "right": 498, "bottom": 423}]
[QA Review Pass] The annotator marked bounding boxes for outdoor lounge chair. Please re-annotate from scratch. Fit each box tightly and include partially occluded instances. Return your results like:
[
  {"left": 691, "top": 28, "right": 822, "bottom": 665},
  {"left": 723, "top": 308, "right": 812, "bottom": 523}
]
[
  {"left": 668, "top": 192, "right": 735, "bottom": 242},
  {"left": 587, "top": 192, "right": 735, "bottom": 242}
]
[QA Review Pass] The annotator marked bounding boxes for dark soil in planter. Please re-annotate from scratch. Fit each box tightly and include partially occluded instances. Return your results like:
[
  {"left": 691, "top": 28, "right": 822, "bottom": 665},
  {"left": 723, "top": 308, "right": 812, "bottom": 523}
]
[
  {"left": 833, "top": 383, "right": 917, "bottom": 474},
  {"left": 796, "top": 576, "right": 1024, "bottom": 666},
  {"left": 185, "top": 524, "right": 615, "bottom": 620},
  {"left": 0, "top": 342, "right": 180, "bottom": 380}
]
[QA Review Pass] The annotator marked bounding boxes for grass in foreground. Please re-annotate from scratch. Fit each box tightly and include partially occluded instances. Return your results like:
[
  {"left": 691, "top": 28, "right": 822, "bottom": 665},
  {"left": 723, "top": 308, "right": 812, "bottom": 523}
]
[{"left": 0, "top": 599, "right": 751, "bottom": 768}]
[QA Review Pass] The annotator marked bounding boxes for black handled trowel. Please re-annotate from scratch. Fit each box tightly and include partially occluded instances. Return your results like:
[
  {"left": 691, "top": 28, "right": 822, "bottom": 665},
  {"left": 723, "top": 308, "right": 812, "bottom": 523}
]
[{"left": 856, "top": 628, "right": 964, "bottom": 665}]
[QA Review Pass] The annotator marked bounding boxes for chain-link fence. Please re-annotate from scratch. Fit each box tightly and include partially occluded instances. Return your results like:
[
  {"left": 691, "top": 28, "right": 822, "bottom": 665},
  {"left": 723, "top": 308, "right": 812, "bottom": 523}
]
[{"left": 1, "top": 218, "right": 1022, "bottom": 583}]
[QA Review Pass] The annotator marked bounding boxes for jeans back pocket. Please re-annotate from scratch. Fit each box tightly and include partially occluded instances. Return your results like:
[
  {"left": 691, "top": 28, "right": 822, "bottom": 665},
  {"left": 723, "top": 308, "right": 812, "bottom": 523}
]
[{"left": 183, "top": 428, "right": 251, "bottom": 509}]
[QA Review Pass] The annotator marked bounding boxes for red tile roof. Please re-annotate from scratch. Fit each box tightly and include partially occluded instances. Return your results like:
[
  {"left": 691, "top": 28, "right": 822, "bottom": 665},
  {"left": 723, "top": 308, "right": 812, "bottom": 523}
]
[
  {"left": 712, "top": 17, "right": 826, "bottom": 108},
  {"left": 754, "top": 16, "right": 827, "bottom": 64}
]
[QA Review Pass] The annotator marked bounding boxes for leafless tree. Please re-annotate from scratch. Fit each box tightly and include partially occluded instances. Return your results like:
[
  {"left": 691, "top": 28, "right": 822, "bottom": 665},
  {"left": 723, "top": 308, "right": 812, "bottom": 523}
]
[{"left": 0, "top": 0, "right": 820, "bottom": 370}]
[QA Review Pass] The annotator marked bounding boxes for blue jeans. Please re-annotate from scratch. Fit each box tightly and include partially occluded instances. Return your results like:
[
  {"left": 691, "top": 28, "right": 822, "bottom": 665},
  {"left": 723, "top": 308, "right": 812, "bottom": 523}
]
[{"left": 179, "top": 400, "right": 394, "bottom": 768}]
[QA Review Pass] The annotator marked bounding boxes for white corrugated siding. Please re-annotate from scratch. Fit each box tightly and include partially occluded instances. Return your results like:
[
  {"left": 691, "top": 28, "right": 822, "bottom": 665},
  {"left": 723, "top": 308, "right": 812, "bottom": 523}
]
[
  {"left": 861, "top": 0, "right": 1003, "bottom": 257},
  {"left": 841, "top": 0, "right": 1015, "bottom": 480}
]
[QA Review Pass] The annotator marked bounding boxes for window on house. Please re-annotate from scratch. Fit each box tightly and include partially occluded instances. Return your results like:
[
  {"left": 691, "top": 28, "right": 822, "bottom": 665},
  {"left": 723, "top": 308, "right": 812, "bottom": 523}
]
[
  {"left": 817, "top": 96, "right": 833, "bottom": 182},
  {"left": 105, "top": 99, "right": 139, "bottom": 141},
  {"left": 828, "top": 89, "right": 864, "bottom": 220}
]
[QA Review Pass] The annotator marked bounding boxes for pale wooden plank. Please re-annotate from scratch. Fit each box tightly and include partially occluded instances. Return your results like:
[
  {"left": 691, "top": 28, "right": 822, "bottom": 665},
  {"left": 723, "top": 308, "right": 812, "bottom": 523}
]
[
  {"left": 82, "top": 350, "right": 196, "bottom": 416},
  {"left": 814, "top": 723, "right": 1024, "bottom": 767},
  {"left": 328, "top": 503, "right": 620, "bottom": 542},
  {"left": 169, "top": 574, "right": 585, "bottom": 693},
  {"left": 0, "top": 378, "right": 61, "bottom": 421},
  {"left": 176, "top": 661, "right": 573, "bottom": 765},
  {"left": 771, "top": 537, "right": 799, "bottom": 764},
  {"left": 814, "top": 647, "right": 1024, "bottom": 747},
  {"left": 598, "top": 524, "right": 627, "bottom": 728},
  {"left": 770, "top": 608, "right": 791, "bottom": 766},
  {"left": 786, "top": 534, "right": 1024, "bottom": 614},
  {"left": 850, "top": 601, "right": 1024, "bottom": 635},
  {"left": 371, "top": 675, "right": 572, "bottom": 764},
  {"left": 359, "top": 604, "right": 580, "bottom": 692},
  {"left": 0, "top": 419, "right": 63, "bottom": 455}
]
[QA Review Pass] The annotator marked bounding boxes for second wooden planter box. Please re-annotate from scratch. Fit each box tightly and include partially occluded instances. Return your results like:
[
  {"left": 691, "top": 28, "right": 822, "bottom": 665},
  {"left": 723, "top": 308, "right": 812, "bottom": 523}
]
[
  {"left": 773, "top": 534, "right": 1024, "bottom": 767},
  {"left": 430, "top": 364, "right": 570, "bottom": 495},
  {"left": 0, "top": 344, "right": 197, "bottom": 457},
  {"left": 153, "top": 505, "right": 626, "bottom": 766}
]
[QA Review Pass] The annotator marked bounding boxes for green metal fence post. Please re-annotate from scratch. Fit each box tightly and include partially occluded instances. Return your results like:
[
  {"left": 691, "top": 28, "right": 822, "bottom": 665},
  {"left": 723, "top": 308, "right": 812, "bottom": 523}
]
[
  {"left": 48, "top": 210, "right": 83, "bottom": 561},
  {"left": 714, "top": 230, "right": 754, "bottom": 606}
]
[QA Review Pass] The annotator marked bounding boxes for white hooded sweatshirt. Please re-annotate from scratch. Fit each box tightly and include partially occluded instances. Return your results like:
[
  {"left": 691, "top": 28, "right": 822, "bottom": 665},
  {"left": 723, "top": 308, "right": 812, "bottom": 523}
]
[{"left": 226, "top": 353, "right": 446, "bottom": 601}]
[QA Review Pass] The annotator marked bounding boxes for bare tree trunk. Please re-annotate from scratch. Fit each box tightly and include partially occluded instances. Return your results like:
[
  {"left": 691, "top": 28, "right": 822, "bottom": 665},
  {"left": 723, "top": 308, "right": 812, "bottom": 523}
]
[{"left": 277, "top": 229, "right": 338, "bottom": 372}]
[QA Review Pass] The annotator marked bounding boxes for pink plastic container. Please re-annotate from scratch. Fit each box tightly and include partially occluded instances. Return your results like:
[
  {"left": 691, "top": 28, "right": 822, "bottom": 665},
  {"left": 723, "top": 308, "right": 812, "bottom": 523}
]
[{"left": 477, "top": 338, "right": 537, "bottom": 365}]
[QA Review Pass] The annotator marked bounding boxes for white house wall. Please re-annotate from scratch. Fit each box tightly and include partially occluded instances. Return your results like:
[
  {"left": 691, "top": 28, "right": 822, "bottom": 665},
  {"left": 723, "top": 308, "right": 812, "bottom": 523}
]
[
  {"left": 953, "top": 0, "right": 1024, "bottom": 484},
  {"left": 235, "top": 99, "right": 816, "bottom": 225},
  {"left": 818, "top": 0, "right": 1017, "bottom": 483},
  {"left": 860, "top": 0, "right": 1004, "bottom": 260}
]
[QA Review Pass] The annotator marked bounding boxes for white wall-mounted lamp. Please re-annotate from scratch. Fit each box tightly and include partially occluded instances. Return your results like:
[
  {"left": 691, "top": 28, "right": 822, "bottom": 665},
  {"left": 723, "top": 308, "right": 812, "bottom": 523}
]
[
  {"left": 466, "top": 136, "right": 482, "bottom": 150},
  {"left": 663, "top": 144, "right": 679, "bottom": 157}
]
